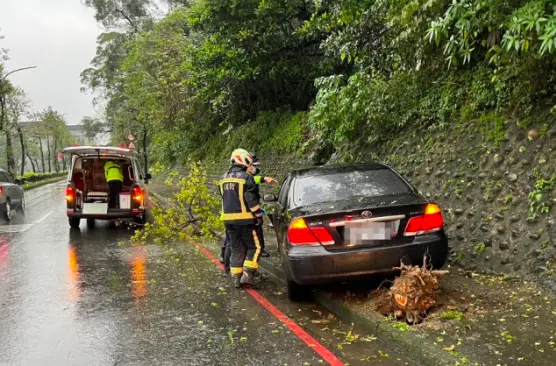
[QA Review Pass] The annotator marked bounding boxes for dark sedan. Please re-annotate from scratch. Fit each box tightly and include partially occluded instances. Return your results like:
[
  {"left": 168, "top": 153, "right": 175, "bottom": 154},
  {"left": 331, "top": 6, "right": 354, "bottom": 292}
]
[{"left": 264, "top": 163, "right": 448, "bottom": 301}]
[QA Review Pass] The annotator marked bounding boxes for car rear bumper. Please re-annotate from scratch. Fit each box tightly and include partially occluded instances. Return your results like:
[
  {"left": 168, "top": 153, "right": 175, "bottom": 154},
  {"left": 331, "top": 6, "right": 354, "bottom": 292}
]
[
  {"left": 287, "top": 232, "right": 449, "bottom": 286},
  {"left": 67, "top": 209, "right": 144, "bottom": 220}
]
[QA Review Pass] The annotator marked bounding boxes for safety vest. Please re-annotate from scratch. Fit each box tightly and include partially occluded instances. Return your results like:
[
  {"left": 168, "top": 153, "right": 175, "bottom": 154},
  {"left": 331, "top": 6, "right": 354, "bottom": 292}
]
[
  {"left": 218, "top": 166, "right": 261, "bottom": 225},
  {"left": 104, "top": 161, "right": 123, "bottom": 182}
]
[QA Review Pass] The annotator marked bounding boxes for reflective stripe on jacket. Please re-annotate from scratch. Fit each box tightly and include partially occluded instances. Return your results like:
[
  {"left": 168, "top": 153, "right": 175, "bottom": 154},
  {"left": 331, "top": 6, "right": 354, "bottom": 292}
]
[
  {"left": 104, "top": 161, "right": 123, "bottom": 182},
  {"left": 218, "top": 166, "right": 261, "bottom": 225}
]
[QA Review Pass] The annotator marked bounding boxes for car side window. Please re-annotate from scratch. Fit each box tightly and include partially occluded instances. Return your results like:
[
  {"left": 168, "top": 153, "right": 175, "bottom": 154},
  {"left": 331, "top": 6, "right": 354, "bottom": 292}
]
[
  {"left": 0, "top": 172, "right": 9, "bottom": 183},
  {"left": 278, "top": 176, "right": 291, "bottom": 207}
]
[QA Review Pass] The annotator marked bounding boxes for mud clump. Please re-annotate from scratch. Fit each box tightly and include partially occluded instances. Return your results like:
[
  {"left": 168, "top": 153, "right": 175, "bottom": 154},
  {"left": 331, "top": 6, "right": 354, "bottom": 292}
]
[{"left": 377, "top": 257, "right": 449, "bottom": 324}]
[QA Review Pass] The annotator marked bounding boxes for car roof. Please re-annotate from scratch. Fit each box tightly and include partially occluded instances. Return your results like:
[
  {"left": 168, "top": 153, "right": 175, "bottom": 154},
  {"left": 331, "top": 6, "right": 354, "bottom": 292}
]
[
  {"left": 63, "top": 146, "right": 135, "bottom": 158},
  {"left": 291, "top": 163, "right": 391, "bottom": 178}
]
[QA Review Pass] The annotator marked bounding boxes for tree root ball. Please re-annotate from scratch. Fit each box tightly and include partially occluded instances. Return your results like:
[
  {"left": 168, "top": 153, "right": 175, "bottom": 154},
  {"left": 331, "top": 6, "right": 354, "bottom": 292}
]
[{"left": 377, "top": 256, "right": 449, "bottom": 324}]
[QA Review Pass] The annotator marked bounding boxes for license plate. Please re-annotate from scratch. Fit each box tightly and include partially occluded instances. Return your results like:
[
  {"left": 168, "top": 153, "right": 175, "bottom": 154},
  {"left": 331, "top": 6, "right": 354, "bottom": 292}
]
[
  {"left": 120, "top": 194, "right": 130, "bottom": 209},
  {"left": 345, "top": 220, "right": 398, "bottom": 244},
  {"left": 82, "top": 203, "right": 108, "bottom": 215}
]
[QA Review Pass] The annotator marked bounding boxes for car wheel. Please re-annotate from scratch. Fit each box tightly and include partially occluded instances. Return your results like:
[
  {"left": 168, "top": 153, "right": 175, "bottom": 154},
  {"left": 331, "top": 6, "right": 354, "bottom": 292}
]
[
  {"left": 68, "top": 217, "right": 81, "bottom": 229},
  {"left": 282, "top": 256, "right": 310, "bottom": 302},
  {"left": 3, "top": 200, "right": 12, "bottom": 221},
  {"left": 17, "top": 197, "right": 25, "bottom": 213},
  {"left": 86, "top": 219, "right": 95, "bottom": 229},
  {"left": 286, "top": 278, "right": 308, "bottom": 302}
]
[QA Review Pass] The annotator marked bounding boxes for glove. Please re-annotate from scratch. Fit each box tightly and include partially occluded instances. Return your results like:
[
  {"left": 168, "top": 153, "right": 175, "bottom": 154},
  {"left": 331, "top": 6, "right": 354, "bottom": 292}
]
[{"left": 255, "top": 212, "right": 264, "bottom": 226}]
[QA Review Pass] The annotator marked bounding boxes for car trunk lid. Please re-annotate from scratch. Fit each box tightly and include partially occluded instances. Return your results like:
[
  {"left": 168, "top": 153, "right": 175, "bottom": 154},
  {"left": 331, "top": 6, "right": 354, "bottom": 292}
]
[{"left": 289, "top": 193, "right": 429, "bottom": 250}]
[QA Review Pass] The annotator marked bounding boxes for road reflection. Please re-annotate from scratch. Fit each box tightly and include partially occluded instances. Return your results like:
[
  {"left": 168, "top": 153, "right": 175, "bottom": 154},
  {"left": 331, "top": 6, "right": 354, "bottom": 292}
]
[
  {"left": 67, "top": 244, "right": 80, "bottom": 302},
  {"left": 130, "top": 247, "right": 148, "bottom": 306}
]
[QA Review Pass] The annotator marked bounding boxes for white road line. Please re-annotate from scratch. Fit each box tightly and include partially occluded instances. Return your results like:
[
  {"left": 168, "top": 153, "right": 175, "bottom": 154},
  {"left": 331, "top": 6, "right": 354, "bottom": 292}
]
[{"left": 35, "top": 211, "right": 53, "bottom": 224}]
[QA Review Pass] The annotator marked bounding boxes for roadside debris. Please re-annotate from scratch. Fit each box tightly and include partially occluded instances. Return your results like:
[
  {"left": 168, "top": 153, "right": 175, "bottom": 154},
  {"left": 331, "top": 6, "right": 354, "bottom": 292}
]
[{"left": 377, "top": 256, "right": 449, "bottom": 324}]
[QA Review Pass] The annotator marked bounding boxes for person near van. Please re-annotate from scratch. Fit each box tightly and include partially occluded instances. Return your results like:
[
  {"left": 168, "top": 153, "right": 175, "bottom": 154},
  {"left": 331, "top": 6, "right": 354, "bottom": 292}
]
[{"left": 104, "top": 160, "right": 124, "bottom": 209}]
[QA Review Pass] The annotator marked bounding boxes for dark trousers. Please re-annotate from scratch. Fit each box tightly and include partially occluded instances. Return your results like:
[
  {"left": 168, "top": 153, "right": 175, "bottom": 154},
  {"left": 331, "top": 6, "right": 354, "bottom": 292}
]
[
  {"left": 223, "top": 223, "right": 265, "bottom": 273},
  {"left": 226, "top": 224, "right": 262, "bottom": 276},
  {"left": 107, "top": 180, "right": 122, "bottom": 209}
]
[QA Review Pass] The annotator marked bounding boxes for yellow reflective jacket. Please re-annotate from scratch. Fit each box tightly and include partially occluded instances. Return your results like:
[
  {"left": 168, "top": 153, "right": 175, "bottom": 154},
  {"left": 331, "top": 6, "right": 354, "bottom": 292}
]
[{"left": 104, "top": 161, "right": 123, "bottom": 182}]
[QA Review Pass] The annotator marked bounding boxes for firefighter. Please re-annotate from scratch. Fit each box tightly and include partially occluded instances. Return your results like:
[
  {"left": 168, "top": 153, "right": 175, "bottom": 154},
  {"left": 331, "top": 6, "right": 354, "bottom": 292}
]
[
  {"left": 251, "top": 155, "right": 278, "bottom": 258},
  {"left": 219, "top": 148, "right": 263, "bottom": 288},
  {"left": 219, "top": 154, "right": 277, "bottom": 271},
  {"left": 104, "top": 160, "right": 124, "bottom": 209}
]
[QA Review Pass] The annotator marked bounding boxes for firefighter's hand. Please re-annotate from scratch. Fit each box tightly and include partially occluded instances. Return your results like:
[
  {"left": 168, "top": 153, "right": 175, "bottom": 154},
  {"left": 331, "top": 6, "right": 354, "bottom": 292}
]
[
  {"left": 255, "top": 212, "right": 264, "bottom": 226},
  {"left": 264, "top": 176, "right": 278, "bottom": 185}
]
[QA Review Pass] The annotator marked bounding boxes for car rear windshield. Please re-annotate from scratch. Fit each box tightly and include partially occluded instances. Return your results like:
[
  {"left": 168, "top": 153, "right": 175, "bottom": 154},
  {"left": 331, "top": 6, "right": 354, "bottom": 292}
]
[{"left": 293, "top": 168, "right": 411, "bottom": 206}]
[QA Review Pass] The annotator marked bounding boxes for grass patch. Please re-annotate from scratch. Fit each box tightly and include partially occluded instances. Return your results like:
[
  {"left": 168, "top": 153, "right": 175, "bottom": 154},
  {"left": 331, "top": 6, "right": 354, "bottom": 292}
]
[{"left": 440, "top": 311, "right": 464, "bottom": 321}]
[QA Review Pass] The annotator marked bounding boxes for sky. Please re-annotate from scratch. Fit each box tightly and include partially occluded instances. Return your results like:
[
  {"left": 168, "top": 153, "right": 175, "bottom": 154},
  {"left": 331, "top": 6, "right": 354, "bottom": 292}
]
[{"left": 0, "top": 0, "right": 102, "bottom": 125}]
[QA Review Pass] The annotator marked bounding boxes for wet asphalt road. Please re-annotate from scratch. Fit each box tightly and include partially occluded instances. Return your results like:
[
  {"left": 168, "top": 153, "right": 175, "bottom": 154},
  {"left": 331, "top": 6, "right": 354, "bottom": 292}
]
[{"left": 0, "top": 182, "right": 412, "bottom": 366}]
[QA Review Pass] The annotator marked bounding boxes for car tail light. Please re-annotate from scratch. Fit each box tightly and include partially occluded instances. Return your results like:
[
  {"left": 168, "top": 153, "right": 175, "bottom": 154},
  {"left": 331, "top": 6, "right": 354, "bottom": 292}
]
[
  {"left": 132, "top": 187, "right": 144, "bottom": 202},
  {"left": 404, "top": 203, "right": 444, "bottom": 236},
  {"left": 287, "top": 218, "right": 335, "bottom": 246},
  {"left": 0, "top": 187, "right": 3, "bottom": 194},
  {"left": 66, "top": 187, "right": 74, "bottom": 202}
]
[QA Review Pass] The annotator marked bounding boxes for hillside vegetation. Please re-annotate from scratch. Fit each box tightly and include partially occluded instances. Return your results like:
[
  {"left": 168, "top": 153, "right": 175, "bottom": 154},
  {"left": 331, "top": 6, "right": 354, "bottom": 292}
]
[{"left": 83, "top": 0, "right": 556, "bottom": 284}]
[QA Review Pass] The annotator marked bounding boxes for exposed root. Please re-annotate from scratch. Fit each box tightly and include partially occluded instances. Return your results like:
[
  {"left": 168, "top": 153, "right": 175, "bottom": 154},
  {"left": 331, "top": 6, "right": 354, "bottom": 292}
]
[{"left": 376, "top": 255, "right": 449, "bottom": 324}]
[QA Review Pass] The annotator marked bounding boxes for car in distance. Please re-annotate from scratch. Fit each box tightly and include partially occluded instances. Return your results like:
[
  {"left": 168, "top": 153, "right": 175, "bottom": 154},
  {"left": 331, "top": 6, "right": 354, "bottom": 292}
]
[
  {"left": 63, "top": 146, "right": 152, "bottom": 229},
  {"left": 264, "top": 163, "right": 448, "bottom": 301},
  {"left": 0, "top": 168, "right": 25, "bottom": 221}
]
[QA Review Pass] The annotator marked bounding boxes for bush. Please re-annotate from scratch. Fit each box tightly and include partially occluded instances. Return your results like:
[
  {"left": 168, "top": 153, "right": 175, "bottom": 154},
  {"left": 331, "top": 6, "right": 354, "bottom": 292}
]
[
  {"left": 131, "top": 162, "right": 224, "bottom": 245},
  {"left": 18, "top": 171, "right": 67, "bottom": 183}
]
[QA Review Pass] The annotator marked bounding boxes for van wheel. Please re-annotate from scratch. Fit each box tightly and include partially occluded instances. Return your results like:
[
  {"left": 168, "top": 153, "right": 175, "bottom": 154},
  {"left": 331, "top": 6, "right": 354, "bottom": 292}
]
[
  {"left": 69, "top": 217, "right": 81, "bottom": 229},
  {"left": 86, "top": 219, "right": 95, "bottom": 228},
  {"left": 134, "top": 211, "right": 148, "bottom": 226}
]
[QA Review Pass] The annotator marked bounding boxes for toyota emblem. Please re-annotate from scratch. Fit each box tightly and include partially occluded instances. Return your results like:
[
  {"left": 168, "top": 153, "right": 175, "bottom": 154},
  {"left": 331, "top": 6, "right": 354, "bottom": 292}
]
[{"left": 361, "top": 211, "right": 372, "bottom": 218}]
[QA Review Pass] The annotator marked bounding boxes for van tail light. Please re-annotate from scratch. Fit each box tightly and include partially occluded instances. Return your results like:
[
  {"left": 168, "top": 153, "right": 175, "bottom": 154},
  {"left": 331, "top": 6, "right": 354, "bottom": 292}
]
[
  {"left": 287, "top": 218, "right": 335, "bottom": 246},
  {"left": 132, "top": 187, "right": 144, "bottom": 202},
  {"left": 404, "top": 203, "right": 444, "bottom": 236},
  {"left": 66, "top": 187, "right": 75, "bottom": 202}
]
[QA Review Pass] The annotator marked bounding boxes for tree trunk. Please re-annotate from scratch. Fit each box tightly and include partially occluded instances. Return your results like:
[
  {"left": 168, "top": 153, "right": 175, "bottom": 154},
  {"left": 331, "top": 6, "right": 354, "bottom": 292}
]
[
  {"left": 143, "top": 123, "right": 148, "bottom": 175},
  {"left": 15, "top": 124, "right": 25, "bottom": 176},
  {"left": 5, "top": 129, "right": 16, "bottom": 176},
  {"left": 46, "top": 135, "right": 51, "bottom": 173},
  {"left": 38, "top": 137, "right": 45, "bottom": 173},
  {"left": 53, "top": 139, "right": 59, "bottom": 173},
  {"left": 26, "top": 151, "right": 36, "bottom": 172}
]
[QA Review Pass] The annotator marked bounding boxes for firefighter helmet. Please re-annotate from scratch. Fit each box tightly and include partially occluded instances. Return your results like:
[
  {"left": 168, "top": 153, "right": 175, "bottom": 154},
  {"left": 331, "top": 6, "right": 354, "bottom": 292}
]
[{"left": 230, "top": 148, "right": 254, "bottom": 167}]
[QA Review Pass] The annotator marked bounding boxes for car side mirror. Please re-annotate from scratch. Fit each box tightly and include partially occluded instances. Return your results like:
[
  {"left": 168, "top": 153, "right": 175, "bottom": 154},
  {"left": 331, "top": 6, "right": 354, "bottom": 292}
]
[
  {"left": 264, "top": 193, "right": 277, "bottom": 203},
  {"left": 14, "top": 178, "right": 21, "bottom": 185},
  {"left": 145, "top": 173, "right": 152, "bottom": 180}
]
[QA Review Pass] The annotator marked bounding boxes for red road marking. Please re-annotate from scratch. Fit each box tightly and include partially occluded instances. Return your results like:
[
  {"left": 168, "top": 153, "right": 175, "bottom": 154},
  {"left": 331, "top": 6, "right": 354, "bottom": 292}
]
[{"left": 192, "top": 242, "right": 345, "bottom": 366}]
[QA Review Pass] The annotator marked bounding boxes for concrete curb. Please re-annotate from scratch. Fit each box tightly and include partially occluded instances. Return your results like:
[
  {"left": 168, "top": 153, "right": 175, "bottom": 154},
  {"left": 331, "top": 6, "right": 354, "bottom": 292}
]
[{"left": 313, "top": 292, "right": 466, "bottom": 366}]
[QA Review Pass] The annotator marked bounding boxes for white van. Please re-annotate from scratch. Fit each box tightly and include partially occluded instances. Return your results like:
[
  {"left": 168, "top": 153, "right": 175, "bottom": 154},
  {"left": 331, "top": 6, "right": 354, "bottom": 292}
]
[{"left": 63, "top": 146, "right": 151, "bottom": 229}]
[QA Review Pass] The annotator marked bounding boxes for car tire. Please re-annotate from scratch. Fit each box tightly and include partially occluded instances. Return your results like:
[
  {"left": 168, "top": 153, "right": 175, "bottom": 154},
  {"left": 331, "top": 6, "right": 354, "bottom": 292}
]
[
  {"left": 86, "top": 219, "right": 95, "bottom": 229},
  {"left": 3, "top": 200, "right": 12, "bottom": 222},
  {"left": 69, "top": 217, "right": 81, "bottom": 229},
  {"left": 17, "top": 197, "right": 25, "bottom": 214},
  {"left": 286, "top": 278, "right": 308, "bottom": 302}
]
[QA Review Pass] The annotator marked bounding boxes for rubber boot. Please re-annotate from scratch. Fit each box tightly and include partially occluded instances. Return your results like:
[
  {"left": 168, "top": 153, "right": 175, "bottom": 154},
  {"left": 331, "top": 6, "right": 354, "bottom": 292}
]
[
  {"left": 240, "top": 270, "right": 257, "bottom": 287},
  {"left": 232, "top": 274, "right": 242, "bottom": 288}
]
